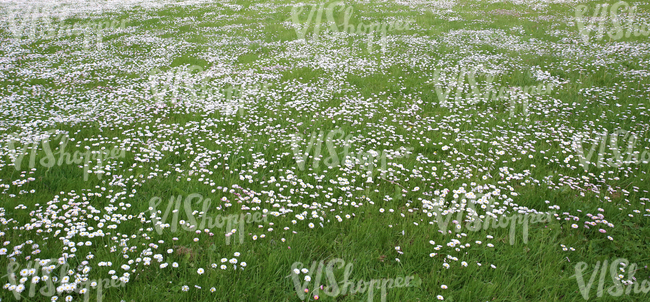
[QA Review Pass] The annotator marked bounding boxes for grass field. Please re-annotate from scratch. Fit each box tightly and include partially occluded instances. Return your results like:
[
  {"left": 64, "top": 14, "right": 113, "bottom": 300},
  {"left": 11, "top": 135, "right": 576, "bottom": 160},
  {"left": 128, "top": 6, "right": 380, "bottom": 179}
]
[{"left": 1, "top": 0, "right": 650, "bottom": 301}]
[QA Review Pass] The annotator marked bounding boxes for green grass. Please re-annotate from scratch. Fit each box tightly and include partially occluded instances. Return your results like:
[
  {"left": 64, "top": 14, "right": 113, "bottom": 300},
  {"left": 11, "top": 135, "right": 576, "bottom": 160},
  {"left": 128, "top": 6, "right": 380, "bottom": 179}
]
[{"left": 1, "top": 0, "right": 650, "bottom": 301}]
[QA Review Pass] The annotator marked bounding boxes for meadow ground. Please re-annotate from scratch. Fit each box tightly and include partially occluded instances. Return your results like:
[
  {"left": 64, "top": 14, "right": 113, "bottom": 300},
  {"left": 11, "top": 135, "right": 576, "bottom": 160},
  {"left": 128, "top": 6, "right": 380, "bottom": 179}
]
[{"left": 1, "top": 0, "right": 650, "bottom": 301}]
